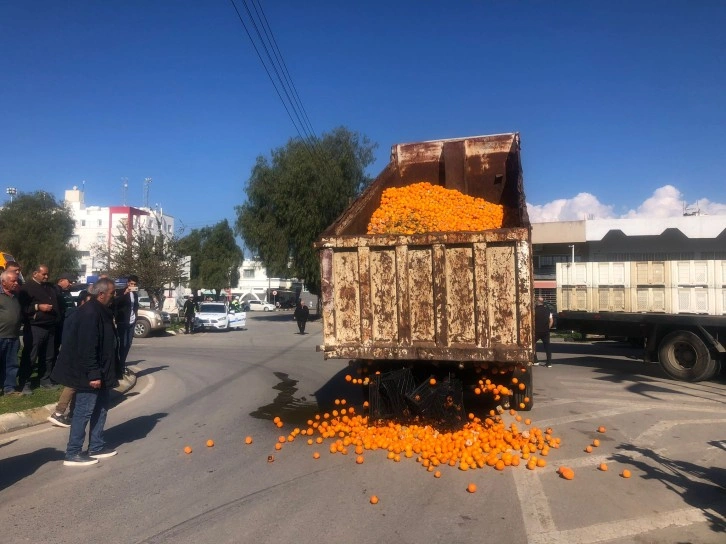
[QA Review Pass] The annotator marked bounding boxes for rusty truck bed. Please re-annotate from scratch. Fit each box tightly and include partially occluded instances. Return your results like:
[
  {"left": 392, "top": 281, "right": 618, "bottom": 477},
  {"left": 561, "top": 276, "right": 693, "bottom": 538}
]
[{"left": 315, "top": 133, "right": 533, "bottom": 365}]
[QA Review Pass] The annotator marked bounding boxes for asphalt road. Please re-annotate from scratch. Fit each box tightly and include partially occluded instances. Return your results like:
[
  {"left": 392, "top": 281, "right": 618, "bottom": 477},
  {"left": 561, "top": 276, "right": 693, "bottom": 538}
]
[{"left": 0, "top": 314, "right": 724, "bottom": 544}]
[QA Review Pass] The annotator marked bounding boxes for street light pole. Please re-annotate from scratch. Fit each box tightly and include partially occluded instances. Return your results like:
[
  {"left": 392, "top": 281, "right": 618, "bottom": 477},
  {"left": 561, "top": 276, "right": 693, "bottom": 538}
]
[{"left": 6, "top": 187, "right": 17, "bottom": 203}]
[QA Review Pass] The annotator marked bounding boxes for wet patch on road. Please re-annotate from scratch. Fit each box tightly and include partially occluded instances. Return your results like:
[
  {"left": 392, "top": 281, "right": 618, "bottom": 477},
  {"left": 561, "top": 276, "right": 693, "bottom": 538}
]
[{"left": 250, "top": 371, "right": 320, "bottom": 425}]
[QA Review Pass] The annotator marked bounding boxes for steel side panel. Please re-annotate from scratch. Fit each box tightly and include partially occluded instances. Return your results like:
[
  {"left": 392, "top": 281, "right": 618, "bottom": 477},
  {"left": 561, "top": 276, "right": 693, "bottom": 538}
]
[
  {"left": 432, "top": 244, "right": 448, "bottom": 347},
  {"left": 408, "top": 248, "right": 435, "bottom": 342},
  {"left": 332, "top": 251, "right": 361, "bottom": 344},
  {"left": 396, "top": 245, "right": 411, "bottom": 346},
  {"left": 487, "top": 245, "right": 517, "bottom": 345},
  {"left": 446, "top": 246, "right": 476, "bottom": 344},
  {"left": 357, "top": 246, "right": 372, "bottom": 344},
  {"left": 370, "top": 249, "right": 398, "bottom": 343},
  {"left": 320, "top": 248, "right": 336, "bottom": 345},
  {"left": 474, "top": 242, "right": 490, "bottom": 348}
]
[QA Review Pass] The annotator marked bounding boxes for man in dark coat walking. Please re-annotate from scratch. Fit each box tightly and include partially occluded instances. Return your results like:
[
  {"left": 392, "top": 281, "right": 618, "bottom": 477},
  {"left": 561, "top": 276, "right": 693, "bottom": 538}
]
[
  {"left": 293, "top": 300, "right": 309, "bottom": 334},
  {"left": 51, "top": 278, "right": 119, "bottom": 466},
  {"left": 533, "top": 297, "right": 554, "bottom": 367}
]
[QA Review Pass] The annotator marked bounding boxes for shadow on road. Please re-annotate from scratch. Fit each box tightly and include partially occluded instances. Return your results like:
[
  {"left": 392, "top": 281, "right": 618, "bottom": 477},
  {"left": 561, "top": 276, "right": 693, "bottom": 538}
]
[
  {"left": 612, "top": 444, "right": 726, "bottom": 533},
  {"left": 0, "top": 447, "right": 64, "bottom": 491},
  {"left": 105, "top": 412, "right": 167, "bottom": 447},
  {"left": 247, "top": 312, "right": 320, "bottom": 324},
  {"left": 133, "top": 365, "right": 169, "bottom": 378}
]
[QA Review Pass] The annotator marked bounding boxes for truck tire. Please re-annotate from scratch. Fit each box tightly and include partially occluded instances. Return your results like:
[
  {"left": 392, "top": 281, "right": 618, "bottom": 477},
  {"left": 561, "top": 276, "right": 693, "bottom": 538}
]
[
  {"left": 134, "top": 318, "right": 151, "bottom": 338},
  {"left": 511, "top": 365, "right": 533, "bottom": 411},
  {"left": 658, "top": 331, "right": 716, "bottom": 382}
]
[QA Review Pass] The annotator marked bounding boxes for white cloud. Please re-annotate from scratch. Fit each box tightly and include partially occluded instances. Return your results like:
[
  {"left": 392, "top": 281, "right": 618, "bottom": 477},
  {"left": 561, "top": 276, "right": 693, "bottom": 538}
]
[
  {"left": 527, "top": 185, "right": 726, "bottom": 223},
  {"left": 527, "top": 192, "right": 614, "bottom": 222}
]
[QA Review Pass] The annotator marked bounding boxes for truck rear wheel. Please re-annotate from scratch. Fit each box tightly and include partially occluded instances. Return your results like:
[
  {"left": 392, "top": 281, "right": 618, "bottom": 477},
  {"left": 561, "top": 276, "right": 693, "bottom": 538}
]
[
  {"left": 658, "top": 331, "right": 716, "bottom": 382},
  {"left": 511, "top": 365, "right": 533, "bottom": 411}
]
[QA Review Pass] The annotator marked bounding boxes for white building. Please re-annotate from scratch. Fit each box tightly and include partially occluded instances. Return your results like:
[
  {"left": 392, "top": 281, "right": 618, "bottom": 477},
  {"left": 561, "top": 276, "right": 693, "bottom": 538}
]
[
  {"left": 64, "top": 186, "right": 175, "bottom": 281},
  {"left": 230, "top": 258, "right": 294, "bottom": 300}
]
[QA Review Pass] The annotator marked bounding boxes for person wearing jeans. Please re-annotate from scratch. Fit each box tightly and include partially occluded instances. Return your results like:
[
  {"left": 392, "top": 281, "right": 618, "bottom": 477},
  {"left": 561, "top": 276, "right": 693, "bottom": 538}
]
[
  {"left": 51, "top": 278, "right": 119, "bottom": 466},
  {"left": 113, "top": 275, "right": 139, "bottom": 377}
]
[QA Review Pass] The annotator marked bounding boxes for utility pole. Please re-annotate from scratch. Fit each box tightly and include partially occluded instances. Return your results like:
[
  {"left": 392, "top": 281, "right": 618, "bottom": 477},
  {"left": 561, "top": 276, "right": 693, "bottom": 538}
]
[{"left": 144, "top": 177, "right": 152, "bottom": 208}]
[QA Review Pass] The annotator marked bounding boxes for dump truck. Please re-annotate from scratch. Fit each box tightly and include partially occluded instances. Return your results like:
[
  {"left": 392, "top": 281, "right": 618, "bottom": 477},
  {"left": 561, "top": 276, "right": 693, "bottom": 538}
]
[
  {"left": 556, "top": 260, "right": 726, "bottom": 382},
  {"left": 315, "top": 133, "right": 535, "bottom": 410}
]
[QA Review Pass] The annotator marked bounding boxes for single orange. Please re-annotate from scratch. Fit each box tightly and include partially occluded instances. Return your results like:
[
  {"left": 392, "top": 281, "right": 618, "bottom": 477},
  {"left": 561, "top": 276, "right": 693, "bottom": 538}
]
[
  {"left": 467, "top": 483, "right": 477, "bottom": 493},
  {"left": 356, "top": 455, "right": 364, "bottom": 464},
  {"left": 434, "top": 470, "right": 442, "bottom": 478},
  {"left": 592, "top": 439, "right": 600, "bottom": 447},
  {"left": 274, "top": 443, "right": 282, "bottom": 451},
  {"left": 244, "top": 436, "right": 253, "bottom": 445},
  {"left": 585, "top": 445, "right": 593, "bottom": 453},
  {"left": 183, "top": 446, "right": 192, "bottom": 454},
  {"left": 598, "top": 463, "right": 608, "bottom": 471},
  {"left": 370, "top": 495, "right": 379, "bottom": 505},
  {"left": 206, "top": 439, "right": 214, "bottom": 447},
  {"left": 621, "top": 469, "right": 631, "bottom": 478},
  {"left": 313, "top": 452, "right": 320, "bottom": 459},
  {"left": 597, "top": 426, "right": 606, "bottom": 433},
  {"left": 429, "top": 378, "right": 437, "bottom": 386}
]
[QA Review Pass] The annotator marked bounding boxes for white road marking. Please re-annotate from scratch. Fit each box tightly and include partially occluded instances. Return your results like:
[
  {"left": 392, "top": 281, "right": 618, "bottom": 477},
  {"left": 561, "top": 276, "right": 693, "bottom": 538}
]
[{"left": 528, "top": 507, "right": 716, "bottom": 544}]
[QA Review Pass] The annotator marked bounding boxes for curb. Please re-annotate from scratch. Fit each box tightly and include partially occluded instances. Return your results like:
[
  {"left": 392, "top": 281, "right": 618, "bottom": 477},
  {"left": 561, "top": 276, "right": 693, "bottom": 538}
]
[{"left": 0, "top": 370, "right": 138, "bottom": 435}]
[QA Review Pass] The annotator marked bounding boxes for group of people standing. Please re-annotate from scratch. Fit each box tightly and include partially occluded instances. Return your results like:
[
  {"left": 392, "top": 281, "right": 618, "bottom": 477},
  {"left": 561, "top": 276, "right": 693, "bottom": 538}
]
[{"left": 0, "top": 264, "right": 141, "bottom": 467}]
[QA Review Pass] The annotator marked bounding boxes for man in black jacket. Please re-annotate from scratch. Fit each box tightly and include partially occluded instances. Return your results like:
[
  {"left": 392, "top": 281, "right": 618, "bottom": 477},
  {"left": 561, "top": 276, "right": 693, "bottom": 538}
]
[
  {"left": 18, "top": 264, "right": 61, "bottom": 392},
  {"left": 51, "top": 278, "right": 119, "bottom": 466},
  {"left": 533, "top": 297, "right": 554, "bottom": 367},
  {"left": 113, "top": 275, "right": 139, "bottom": 376}
]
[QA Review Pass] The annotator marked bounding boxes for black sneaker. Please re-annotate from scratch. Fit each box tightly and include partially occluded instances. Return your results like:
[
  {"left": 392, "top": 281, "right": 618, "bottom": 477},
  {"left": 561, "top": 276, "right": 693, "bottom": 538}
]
[
  {"left": 64, "top": 454, "right": 99, "bottom": 467},
  {"left": 88, "top": 447, "right": 118, "bottom": 459},
  {"left": 47, "top": 413, "right": 71, "bottom": 427},
  {"left": 545, "top": 362, "right": 553, "bottom": 368}
]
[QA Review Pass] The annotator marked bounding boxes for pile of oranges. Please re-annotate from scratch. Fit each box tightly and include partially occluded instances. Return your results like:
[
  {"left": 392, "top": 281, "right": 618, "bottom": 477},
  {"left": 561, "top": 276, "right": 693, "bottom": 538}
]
[
  {"left": 366, "top": 182, "right": 504, "bottom": 235},
  {"left": 267, "top": 397, "right": 561, "bottom": 475}
]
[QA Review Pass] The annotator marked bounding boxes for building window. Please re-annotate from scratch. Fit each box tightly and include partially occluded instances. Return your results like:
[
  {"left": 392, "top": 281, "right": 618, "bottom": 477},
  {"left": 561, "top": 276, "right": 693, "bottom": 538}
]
[
  {"left": 243, "top": 269, "right": 255, "bottom": 278},
  {"left": 97, "top": 219, "right": 102, "bottom": 227},
  {"left": 81, "top": 220, "right": 86, "bottom": 227}
]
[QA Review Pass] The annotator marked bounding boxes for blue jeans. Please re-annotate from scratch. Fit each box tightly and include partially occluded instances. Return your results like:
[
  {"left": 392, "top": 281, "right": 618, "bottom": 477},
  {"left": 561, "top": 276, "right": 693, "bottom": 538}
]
[
  {"left": 0, "top": 337, "right": 20, "bottom": 393},
  {"left": 66, "top": 388, "right": 109, "bottom": 456},
  {"left": 118, "top": 325, "right": 134, "bottom": 371}
]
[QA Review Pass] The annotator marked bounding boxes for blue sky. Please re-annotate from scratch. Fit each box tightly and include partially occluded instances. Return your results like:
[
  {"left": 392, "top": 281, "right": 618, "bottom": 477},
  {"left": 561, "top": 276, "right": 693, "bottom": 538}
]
[{"left": 1, "top": 1, "right": 724, "bottom": 233}]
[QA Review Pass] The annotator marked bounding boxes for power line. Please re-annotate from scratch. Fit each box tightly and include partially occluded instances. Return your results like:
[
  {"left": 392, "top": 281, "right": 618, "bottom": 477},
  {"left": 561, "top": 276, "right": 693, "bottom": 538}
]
[{"left": 228, "top": 0, "right": 338, "bottom": 179}]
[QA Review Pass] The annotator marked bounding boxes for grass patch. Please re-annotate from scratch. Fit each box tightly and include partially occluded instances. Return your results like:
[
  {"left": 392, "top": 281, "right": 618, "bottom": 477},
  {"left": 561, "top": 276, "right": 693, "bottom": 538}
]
[{"left": 0, "top": 386, "right": 62, "bottom": 416}]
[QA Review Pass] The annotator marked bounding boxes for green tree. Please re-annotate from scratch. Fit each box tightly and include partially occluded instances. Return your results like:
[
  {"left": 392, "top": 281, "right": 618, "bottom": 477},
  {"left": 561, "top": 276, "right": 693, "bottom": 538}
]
[
  {"left": 178, "top": 220, "right": 243, "bottom": 297},
  {"left": 0, "top": 191, "right": 79, "bottom": 277},
  {"left": 235, "top": 127, "right": 376, "bottom": 295},
  {"left": 97, "top": 215, "right": 186, "bottom": 309}
]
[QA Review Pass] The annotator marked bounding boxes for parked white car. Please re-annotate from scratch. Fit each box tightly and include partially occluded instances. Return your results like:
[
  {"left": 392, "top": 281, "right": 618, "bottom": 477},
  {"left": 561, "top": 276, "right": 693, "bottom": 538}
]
[
  {"left": 195, "top": 303, "right": 246, "bottom": 331},
  {"left": 247, "top": 300, "right": 275, "bottom": 311}
]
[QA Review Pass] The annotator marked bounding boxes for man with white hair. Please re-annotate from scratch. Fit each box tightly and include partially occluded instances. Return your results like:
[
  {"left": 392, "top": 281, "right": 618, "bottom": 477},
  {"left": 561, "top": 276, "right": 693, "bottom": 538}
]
[{"left": 51, "top": 277, "right": 119, "bottom": 466}]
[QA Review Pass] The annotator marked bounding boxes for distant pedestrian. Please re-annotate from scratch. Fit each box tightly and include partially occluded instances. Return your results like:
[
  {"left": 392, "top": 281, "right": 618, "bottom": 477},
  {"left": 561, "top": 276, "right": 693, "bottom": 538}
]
[
  {"left": 533, "top": 297, "right": 554, "bottom": 367},
  {"left": 52, "top": 278, "right": 119, "bottom": 467},
  {"left": 182, "top": 295, "right": 197, "bottom": 334},
  {"left": 113, "top": 275, "right": 139, "bottom": 376},
  {"left": 0, "top": 270, "right": 23, "bottom": 397},
  {"left": 47, "top": 290, "right": 92, "bottom": 428},
  {"left": 293, "top": 300, "right": 309, "bottom": 334},
  {"left": 18, "top": 264, "right": 61, "bottom": 392}
]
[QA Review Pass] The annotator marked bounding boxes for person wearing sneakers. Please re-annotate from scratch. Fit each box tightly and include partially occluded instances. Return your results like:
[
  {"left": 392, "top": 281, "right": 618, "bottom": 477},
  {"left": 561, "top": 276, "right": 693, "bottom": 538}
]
[
  {"left": 47, "top": 290, "right": 93, "bottom": 428},
  {"left": 533, "top": 297, "right": 554, "bottom": 367},
  {"left": 0, "top": 270, "right": 23, "bottom": 397},
  {"left": 51, "top": 278, "right": 119, "bottom": 466}
]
